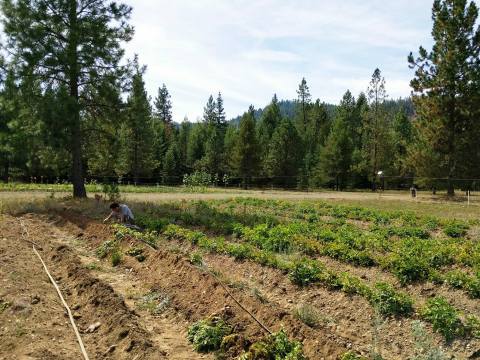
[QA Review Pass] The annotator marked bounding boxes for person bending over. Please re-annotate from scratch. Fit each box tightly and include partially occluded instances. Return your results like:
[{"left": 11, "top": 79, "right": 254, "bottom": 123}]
[{"left": 104, "top": 202, "right": 135, "bottom": 224}]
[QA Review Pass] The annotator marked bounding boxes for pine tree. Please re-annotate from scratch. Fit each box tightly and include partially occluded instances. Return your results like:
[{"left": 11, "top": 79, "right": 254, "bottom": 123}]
[
  {"left": 257, "top": 94, "right": 282, "bottom": 173},
  {"left": 1, "top": 0, "right": 133, "bottom": 197},
  {"left": 117, "top": 60, "right": 155, "bottom": 183},
  {"left": 154, "top": 84, "right": 173, "bottom": 126},
  {"left": 265, "top": 119, "right": 302, "bottom": 187},
  {"left": 392, "top": 109, "right": 413, "bottom": 177},
  {"left": 163, "top": 140, "right": 181, "bottom": 184},
  {"left": 233, "top": 106, "right": 259, "bottom": 188},
  {"left": 187, "top": 124, "right": 207, "bottom": 170},
  {"left": 295, "top": 77, "right": 312, "bottom": 135},
  {"left": 299, "top": 98, "right": 330, "bottom": 188},
  {"left": 363, "top": 68, "right": 390, "bottom": 190},
  {"left": 317, "top": 115, "right": 353, "bottom": 190},
  {"left": 316, "top": 91, "right": 358, "bottom": 189},
  {"left": 203, "top": 95, "right": 217, "bottom": 125},
  {"left": 216, "top": 92, "right": 226, "bottom": 127},
  {"left": 408, "top": 0, "right": 480, "bottom": 195}
]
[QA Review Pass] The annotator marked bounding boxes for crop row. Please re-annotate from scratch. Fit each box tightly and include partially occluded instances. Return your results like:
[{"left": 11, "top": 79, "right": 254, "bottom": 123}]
[
  {"left": 135, "top": 205, "right": 480, "bottom": 299},
  {"left": 110, "top": 222, "right": 480, "bottom": 342}
]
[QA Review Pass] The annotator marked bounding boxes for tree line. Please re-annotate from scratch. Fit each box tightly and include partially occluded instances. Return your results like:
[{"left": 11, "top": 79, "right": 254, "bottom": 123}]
[{"left": 0, "top": 0, "right": 479, "bottom": 197}]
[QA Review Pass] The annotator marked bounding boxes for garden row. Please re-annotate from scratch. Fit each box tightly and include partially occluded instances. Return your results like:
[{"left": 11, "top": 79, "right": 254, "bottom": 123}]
[
  {"left": 137, "top": 200, "right": 480, "bottom": 300},
  {"left": 110, "top": 222, "right": 480, "bottom": 344}
]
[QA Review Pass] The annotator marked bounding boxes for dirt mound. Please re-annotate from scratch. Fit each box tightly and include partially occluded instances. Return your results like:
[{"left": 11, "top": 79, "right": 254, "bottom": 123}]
[{"left": 46, "top": 244, "right": 165, "bottom": 359}]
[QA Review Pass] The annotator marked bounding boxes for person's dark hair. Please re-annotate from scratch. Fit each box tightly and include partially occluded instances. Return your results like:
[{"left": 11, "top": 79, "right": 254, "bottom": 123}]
[{"left": 110, "top": 202, "right": 120, "bottom": 210}]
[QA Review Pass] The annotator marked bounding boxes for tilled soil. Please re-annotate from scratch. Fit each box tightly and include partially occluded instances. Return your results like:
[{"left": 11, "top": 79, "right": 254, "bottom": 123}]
[
  {"left": 0, "top": 214, "right": 210, "bottom": 360},
  {"left": 2, "top": 209, "right": 478, "bottom": 359}
]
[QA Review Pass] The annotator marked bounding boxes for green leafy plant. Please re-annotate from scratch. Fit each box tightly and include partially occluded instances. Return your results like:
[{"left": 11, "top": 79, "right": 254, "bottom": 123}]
[
  {"left": 443, "top": 221, "right": 468, "bottom": 238},
  {"left": 421, "top": 297, "right": 465, "bottom": 341},
  {"left": 111, "top": 249, "right": 122, "bottom": 267},
  {"left": 0, "top": 299, "right": 10, "bottom": 313},
  {"left": 126, "top": 246, "right": 146, "bottom": 262},
  {"left": 137, "top": 291, "right": 170, "bottom": 315},
  {"left": 289, "top": 259, "right": 323, "bottom": 286},
  {"left": 187, "top": 316, "right": 232, "bottom": 353},
  {"left": 340, "top": 351, "right": 368, "bottom": 360},
  {"left": 189, "top": 252, "right": 203, "bottom": 266},
  {"left": 238, "top": 330, "right": 306, "bottom": 360},
  {"left": 369, "top": 282, "right": 413, "bottom": 317},
  {"left": 96, "top": 239, "right": 117, "bottom": 259}
]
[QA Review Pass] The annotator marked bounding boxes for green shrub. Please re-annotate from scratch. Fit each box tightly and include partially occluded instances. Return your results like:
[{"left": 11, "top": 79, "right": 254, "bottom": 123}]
[
  {"left": 238, "top": 330, "right": 306, "bottom": 360},
  {"left": 187, "top": 317, "right": 232, "bottom": 353},
  {"left": 370, "top": 282, "right": 414, "bottom": 317},
  {"left": 443, "top": 221, "right": 468, "bottom": 238},
  {"left": 421, "top": 297, "right": 465, "bottom": 341},
  {"left": 225, "top": 243, "right": 253, "bottom": 260},
  {"left": 289, "top": 259, "right": 323, "bottom": 286}
]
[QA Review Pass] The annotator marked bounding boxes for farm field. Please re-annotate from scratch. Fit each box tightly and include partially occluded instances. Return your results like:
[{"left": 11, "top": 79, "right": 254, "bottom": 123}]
[{"left": 1, "top": 191, "right": 480, "bottom": 359}]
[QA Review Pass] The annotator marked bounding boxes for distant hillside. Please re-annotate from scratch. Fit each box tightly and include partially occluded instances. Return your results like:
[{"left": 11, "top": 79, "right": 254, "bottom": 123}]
[{"left": 229, "top": 97, "right": 413, "bottom": 125}]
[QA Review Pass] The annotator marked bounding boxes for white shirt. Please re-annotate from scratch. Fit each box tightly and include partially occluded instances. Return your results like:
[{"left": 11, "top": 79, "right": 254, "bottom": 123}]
[{"left": 120, "top": 204, "right": 134, "bottom": 220}]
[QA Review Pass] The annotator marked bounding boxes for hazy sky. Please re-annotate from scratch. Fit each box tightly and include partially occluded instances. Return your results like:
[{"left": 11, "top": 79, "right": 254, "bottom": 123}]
[{"left": 123, "top": 0, "right": 438, "bottom": 121}]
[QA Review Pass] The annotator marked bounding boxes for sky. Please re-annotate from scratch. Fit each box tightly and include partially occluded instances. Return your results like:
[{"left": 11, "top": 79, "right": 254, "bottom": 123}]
[{"left": 123, "top": 0, "right": 438, "bottom": 121}]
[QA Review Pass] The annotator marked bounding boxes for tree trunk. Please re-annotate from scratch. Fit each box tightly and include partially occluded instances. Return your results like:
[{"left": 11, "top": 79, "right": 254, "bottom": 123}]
[{"left": 69, "top": 0, "right": 86, "bottom": 198}]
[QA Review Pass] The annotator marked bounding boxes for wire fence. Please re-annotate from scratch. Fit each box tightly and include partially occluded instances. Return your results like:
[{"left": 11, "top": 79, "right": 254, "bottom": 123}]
[{"left": 4, "top": 174, "right": 480, "bottom": 196}]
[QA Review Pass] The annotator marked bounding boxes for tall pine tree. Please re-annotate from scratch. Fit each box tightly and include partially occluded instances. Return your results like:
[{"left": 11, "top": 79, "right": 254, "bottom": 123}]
[
  {"left": 1, "top": 0, "right": 133, "bottom": 197},
  {"left": 408, "top": 0, "right": 480, "bottom": 195}
]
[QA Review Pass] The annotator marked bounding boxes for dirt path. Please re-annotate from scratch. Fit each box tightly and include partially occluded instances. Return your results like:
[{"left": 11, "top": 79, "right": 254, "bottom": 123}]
[{"left": 0, "top": 214, "right": 210, "bottom": 360}]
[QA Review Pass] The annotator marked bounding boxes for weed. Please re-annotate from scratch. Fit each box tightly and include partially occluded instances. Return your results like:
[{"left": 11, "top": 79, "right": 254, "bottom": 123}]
[
  {"left": 411, "top": 320, "right": 449, "bottom": 360},
  {"left": 295, "top": 304, "right": 321, "bottom": 328},
  {"left": 189, "top": 252, "right": 203, "bottom": 266},
  {"left": 86, "top": 262, "right": 102, "bottom": 271},
  {"left": 187, "top": 316, "right": 232, "bottom": 353},
  {"left": 137, "top": 291, "right": 170, "bottom": 315},
  {"left": 251, "top": 288, "right": 269, "bottom": 304}
]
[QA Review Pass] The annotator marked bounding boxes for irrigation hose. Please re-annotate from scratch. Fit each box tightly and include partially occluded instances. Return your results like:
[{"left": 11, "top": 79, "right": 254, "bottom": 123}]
[
  {"left": 19, "top": 219, "right": 90, "bottom": 360},
  {"left": 129, "top": 227, "right": 273, "bottom": 335},
  {"left": 205, "top": 267, "right": 273, "bottom": 335}
]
